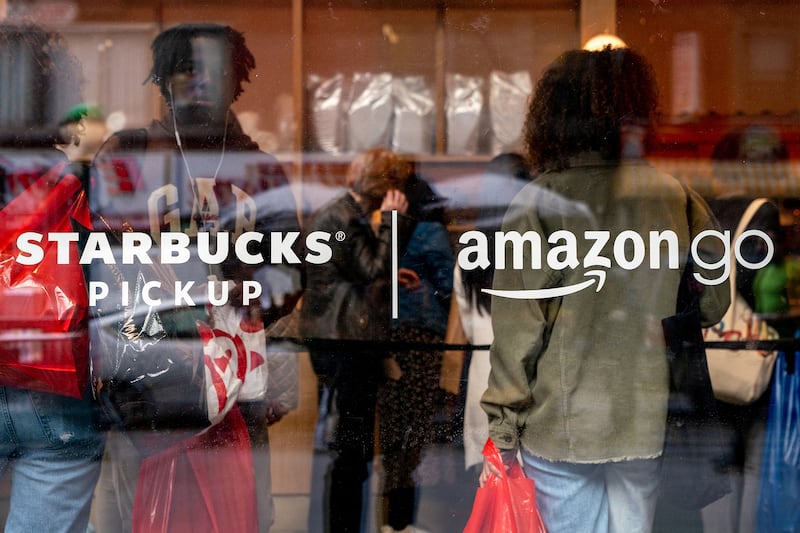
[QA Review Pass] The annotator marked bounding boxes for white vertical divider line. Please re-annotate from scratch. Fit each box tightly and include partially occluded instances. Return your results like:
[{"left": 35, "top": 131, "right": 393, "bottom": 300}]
[{"left": 392, "top": 210, "right": 399, "bottom": 319}]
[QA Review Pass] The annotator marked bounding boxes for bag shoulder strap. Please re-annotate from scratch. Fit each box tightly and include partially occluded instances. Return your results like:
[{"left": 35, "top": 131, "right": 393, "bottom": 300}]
[
  {"left": 726, "top": 198, "right": 770, "bottom": 313},
  {"left": 733, "top": 198, "right": 769, "bottom": 241}
]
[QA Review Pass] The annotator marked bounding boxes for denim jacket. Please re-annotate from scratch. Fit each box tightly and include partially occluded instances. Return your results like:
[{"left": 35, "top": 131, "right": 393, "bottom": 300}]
[{"left": 393, "top": 221, "right": 454, "bottom": 337}]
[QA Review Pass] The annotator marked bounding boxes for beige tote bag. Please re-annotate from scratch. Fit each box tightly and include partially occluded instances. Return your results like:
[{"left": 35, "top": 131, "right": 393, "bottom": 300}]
[{"left": 704, "top": 198, "right": 779, "bottom": 405}]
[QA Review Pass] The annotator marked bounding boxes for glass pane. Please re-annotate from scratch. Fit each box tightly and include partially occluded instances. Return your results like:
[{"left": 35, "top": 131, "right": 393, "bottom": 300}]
[{"left": 0, "top": 2, "right": 797, "bottom": 532}]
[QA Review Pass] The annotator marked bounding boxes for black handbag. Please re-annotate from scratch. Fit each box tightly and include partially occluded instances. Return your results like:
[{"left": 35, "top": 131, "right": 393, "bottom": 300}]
[{"left": 660, "top": 259, "right": 732, "bottom": 509}]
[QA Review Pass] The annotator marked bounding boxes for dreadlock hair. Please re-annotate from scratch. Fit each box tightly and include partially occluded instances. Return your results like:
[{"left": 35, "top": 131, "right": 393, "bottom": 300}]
[
  {"left": 147, "top": 24, "right": 255, "bottom": 104},
  {"left": 524, "top": 46, "right": 658, "bottom": 173}
]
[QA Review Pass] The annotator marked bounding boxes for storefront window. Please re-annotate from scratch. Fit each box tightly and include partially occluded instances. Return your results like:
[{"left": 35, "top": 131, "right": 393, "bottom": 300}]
[{"left": 1, "top": 1, "right": 798, "bottom": 532}]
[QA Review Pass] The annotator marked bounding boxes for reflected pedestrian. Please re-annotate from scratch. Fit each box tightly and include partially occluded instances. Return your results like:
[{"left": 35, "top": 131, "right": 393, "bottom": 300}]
[
  {"left": 378, "top": 171, "right": 453, "bottom": 533},
  {"left": 480, "top": 46, "right": 730, "bottom": 533},
  {"left": 0, "top": 22, "right": 105, "bottom": 533},
  {"left": 91, "top": 23, "right": 302, "bottom": 533},
  {"left": 300, "top": 147, "right": 415, "bottom": 533}
]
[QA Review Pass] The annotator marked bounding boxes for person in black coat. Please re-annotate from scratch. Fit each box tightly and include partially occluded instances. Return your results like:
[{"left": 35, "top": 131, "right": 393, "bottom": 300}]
[{"left": 300, "top": 147, "right": 414, "bottom": 533}]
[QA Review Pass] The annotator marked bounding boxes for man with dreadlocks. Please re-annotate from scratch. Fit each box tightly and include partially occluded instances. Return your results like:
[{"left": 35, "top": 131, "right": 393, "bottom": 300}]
[
  {"left": 478, "top": 46, "right": 730, "bottom": 533},
  {"left": 91, "top": 24, "right": 302, "bottom": 533}
]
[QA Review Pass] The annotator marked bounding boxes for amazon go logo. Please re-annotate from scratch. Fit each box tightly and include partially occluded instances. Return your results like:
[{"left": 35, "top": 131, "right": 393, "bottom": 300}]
[{"left": 457, "top": 228, "right": 772, "bottom": 300}]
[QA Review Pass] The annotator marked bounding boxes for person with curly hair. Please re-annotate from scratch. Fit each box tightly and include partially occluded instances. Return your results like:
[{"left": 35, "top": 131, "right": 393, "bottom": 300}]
[{"left": 479, "top": 46, "right": 730, "bottom": 533}]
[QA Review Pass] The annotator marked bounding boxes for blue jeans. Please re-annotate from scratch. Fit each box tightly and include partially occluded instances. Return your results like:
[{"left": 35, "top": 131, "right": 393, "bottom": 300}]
[
  {"left": 0, "top": 386, "right": 104, "bottom": 533},
  {"left": 521, "top": 450, "right": 661, "bottom": 533}
]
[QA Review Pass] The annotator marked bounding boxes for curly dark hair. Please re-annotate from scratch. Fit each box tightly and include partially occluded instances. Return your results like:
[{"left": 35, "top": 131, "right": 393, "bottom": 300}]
[
  {"left": 524, "top": 46, "right": 658, "bottom": 172},
  {"left": 1, "top": 22, "right": 83, "bottom": 146},
  {"left": 147, "top": 24, "right": 255, "bottom": 104}
]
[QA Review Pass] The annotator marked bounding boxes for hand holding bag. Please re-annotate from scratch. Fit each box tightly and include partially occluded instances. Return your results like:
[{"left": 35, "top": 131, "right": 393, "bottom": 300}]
[
  {"left": 705, "top": 198, "right": 779, "bottom": 405},
  {"left": 463, "top": 438, "right": 547, "bottom": 533}
]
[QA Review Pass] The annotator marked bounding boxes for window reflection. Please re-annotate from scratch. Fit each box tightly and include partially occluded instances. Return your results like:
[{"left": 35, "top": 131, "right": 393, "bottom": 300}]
[{"left": 1, "top": 2, "right": 799, "bottom": 532}]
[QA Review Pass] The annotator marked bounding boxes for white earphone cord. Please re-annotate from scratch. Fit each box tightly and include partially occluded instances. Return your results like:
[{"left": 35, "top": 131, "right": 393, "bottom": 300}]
[{"left": 168, "top": 81, "right": 229, "bottom": 232}]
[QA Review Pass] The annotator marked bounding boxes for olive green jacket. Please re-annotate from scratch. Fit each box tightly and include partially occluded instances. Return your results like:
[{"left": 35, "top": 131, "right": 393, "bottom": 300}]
[{"left": 483, "top": 157, "right": 730, "bottom": 463}]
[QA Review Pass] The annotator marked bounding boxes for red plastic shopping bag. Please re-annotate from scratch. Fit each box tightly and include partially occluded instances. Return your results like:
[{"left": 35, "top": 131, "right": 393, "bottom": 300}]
[
  {"left": 463, "top": 438, "right": 547, "bottom": 533},
  {"left": 0, "top": 163, "right": 91, "bottom": 398},
  {"left": 132, "top": 406, "right": 258, "bottom": 533}
]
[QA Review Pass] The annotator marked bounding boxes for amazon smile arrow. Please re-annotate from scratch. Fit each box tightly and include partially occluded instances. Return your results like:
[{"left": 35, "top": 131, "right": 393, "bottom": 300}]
[{"left": 481, "top": 269, "right": 607, "bottom": 299}]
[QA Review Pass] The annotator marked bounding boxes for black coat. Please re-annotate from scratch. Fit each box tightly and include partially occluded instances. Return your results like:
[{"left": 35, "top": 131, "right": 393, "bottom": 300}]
[{"left": 299, "top": 192, "right": 415, "bottom": 342}]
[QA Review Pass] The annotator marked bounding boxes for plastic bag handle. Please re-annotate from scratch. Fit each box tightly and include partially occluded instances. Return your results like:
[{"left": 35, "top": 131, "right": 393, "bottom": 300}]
[
  {"left": 482, "top": 437, "right": 510, "bottom": 479},
  {"left": 476, "top": 438, "right": 548, "bottom": 533}
]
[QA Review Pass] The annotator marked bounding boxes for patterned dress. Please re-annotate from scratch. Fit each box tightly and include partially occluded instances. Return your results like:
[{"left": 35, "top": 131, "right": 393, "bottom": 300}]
[{"left": 377, "top": 220, "right": 453, "bottom": 530}]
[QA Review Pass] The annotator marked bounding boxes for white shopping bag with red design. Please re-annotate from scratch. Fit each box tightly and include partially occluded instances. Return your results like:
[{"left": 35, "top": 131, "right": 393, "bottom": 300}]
[
  {"left": 198, "top": 301, "right": 268, "bottom": 426},
  {"left": 234, "top": 311, "right": 269, "bottom": 402}
]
